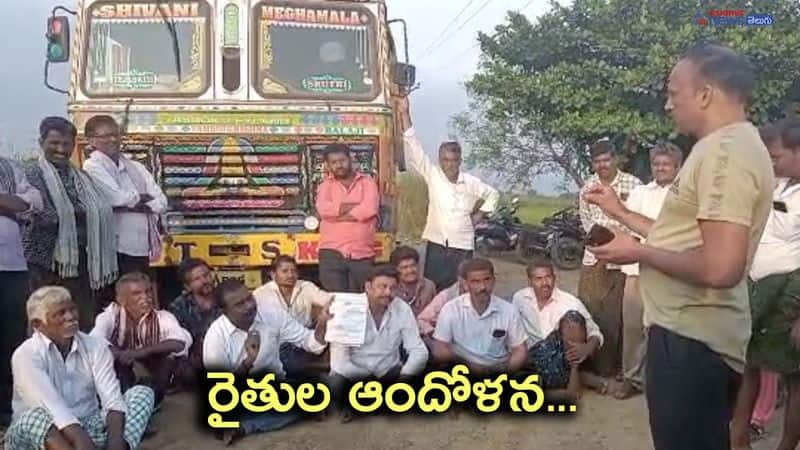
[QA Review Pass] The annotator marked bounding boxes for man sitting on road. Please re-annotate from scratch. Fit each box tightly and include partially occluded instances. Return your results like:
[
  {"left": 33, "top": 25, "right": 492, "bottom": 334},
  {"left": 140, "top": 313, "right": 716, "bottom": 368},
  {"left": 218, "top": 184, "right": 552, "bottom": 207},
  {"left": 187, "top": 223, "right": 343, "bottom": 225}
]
[
  {"left": 417, "top": 261, "right": 467, "bottom": 342},
  {"left": 92, "top": 272, "right": 193, "bottom": 404},
  {"left": 512, "top": 259, "right": 607, "bottom": 396},
  {"left": 6, "top": 286, "right": 155, "bottom": 450},
  {"left": 253, "top": 255, "right": 332, "bottom": 377},
  {"left": 330, "top": 266, "right": 428, "bottom": 382},
  {"left": 203, "top": 279, "right": 330, "bottom": 444},
  {"left": 390, "top": 246, "right": 437, "bottom": 317},
  {"left": 431, "top": 258, "right": 528, "bottom": 375},
  {"left": 168, "top": 258, "right": 223, "bottom": 390}
]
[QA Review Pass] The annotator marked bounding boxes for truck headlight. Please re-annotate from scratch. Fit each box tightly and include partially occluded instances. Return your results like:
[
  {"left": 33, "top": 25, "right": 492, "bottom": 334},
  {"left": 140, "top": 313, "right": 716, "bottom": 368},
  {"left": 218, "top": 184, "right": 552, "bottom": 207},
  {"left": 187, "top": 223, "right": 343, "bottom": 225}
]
[{"left": 304, "top": 216, "right": 320, "bottom": 231}]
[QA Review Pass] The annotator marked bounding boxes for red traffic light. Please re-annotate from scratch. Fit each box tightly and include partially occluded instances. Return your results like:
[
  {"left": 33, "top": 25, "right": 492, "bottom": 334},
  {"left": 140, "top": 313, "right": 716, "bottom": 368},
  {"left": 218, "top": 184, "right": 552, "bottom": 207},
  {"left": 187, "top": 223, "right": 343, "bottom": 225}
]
[{"left": 50, "top": 19, "right": 62, "bottom": 34}]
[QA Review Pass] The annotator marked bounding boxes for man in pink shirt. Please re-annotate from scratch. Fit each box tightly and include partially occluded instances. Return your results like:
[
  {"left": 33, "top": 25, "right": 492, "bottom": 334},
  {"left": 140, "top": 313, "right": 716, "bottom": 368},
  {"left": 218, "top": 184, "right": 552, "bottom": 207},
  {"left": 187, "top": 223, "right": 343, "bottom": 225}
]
[{"left": 315, "top": 143, "right": 380, "bottom": 293}]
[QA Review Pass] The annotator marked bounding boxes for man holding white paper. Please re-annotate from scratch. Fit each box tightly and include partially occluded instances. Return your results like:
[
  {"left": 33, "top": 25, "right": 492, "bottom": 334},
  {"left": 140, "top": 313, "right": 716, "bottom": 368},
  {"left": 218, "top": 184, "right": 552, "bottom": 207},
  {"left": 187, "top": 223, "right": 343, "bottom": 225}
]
[{"left": 329, "top": 266, "right": 428, "bottom": 382}]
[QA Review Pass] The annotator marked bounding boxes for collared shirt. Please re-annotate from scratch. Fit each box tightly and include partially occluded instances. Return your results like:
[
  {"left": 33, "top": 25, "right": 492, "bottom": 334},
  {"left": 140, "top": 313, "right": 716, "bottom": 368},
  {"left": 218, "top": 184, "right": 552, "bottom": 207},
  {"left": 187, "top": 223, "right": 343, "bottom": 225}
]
[
  {"left": 511, "top": 287, "right": 604, "bottom": 349},
  {"left": 168, "top": 292, "right": 223, "bottom": 355},
  {"left": 0, "top": 158, "right": 42, "bottom": 271},
  {"left": 579, "top": 170, "right": 642, "bottom": 267},
  {"left": 12, "top": 331, "right": 127, "bottom": 430},
  {"left": 253, "top": 280, "right": 328, "bottom": 328},
  {"left": 433, "top": 294, "right": 527, "bottom": 368},
  {"left": 621, "top": 181, "right": 671, "bottom": 276},
  {"left": 83, "top": 151, "right": 167, "bottom": 257},
  {"left": 90, "top": 302, "right": 193, "bottom": 358},
  {"left": 750, "top": 178, "right": 800, "bottom": 281},
  {"left": 396, "top": 277, "right": 437, "bottom": 317},
  {"left": 330, "top": 296, "right": 428, "bottom": 379},
  {"left": 403, "top": 128, "right": 499, "bottom": 250},
  {"left": 416, "top": 282, "right": 462, "bottom": 336},
  {"left": 316, "top": 172, "right": 379, "bottom": 259},
  {"left": 203, "top": 310, "right": 326, "bottom": 377}
]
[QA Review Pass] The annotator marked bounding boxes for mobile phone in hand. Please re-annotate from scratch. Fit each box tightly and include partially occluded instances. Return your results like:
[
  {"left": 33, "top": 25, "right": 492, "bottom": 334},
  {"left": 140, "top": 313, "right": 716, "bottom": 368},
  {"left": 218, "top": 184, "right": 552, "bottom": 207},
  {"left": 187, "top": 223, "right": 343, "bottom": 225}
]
[{"left": 585, "top": 224, "right": 615, "bottom": 246}]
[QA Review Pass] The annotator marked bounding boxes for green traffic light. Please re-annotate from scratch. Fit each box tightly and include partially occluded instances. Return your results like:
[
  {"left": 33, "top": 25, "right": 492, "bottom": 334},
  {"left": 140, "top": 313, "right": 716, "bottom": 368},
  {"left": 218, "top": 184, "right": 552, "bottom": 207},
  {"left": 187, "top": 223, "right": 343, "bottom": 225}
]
[{"left": 48, "top": 44, "right": 64, "bottom": 59}]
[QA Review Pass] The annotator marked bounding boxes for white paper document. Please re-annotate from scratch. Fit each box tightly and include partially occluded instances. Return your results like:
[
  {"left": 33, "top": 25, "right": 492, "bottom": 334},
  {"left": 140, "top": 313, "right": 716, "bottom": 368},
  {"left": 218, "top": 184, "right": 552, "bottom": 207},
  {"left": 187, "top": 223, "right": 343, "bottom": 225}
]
[{"left": 324, "top": 293, "right": 368, "bottom": 346}]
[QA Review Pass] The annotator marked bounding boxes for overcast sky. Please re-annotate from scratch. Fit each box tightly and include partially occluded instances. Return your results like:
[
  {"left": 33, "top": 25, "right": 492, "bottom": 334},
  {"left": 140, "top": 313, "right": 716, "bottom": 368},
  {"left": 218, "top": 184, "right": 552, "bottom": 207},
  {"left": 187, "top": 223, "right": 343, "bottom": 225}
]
[{"left": 0, "top": 0, "right": 561, "bottom": 192}]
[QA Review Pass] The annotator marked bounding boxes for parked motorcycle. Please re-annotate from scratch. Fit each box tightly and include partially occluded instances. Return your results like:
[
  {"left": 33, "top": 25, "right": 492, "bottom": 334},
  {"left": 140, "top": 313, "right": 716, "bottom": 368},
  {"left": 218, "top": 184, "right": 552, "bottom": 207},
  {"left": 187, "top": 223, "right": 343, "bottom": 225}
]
[
  {"left": 474, "top": 200, "right": 585, "bottom": 270},
  {"left": 517, "top": 207, "right": 585, "bottom": 270},
  {"left": 474, "top": 198, "right": 523, "bottom": 256}
]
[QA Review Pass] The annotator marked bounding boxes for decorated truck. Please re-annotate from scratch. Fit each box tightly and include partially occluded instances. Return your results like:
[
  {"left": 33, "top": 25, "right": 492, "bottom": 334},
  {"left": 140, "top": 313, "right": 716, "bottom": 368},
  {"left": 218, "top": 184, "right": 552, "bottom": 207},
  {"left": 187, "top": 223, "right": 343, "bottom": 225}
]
[{"left": 44, "top": 0, "right": 416, "bottom": 293}]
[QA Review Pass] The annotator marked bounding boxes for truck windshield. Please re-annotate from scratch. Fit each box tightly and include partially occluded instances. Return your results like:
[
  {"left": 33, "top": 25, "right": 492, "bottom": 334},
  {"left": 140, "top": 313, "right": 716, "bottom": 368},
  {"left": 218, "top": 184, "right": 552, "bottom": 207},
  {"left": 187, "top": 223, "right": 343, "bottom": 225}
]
[
  {"left": 83, "top": 1, "right": 211, "bottom": 96},
  {"left": 252, "top": 2, "right": 379, "bottom": 100}
]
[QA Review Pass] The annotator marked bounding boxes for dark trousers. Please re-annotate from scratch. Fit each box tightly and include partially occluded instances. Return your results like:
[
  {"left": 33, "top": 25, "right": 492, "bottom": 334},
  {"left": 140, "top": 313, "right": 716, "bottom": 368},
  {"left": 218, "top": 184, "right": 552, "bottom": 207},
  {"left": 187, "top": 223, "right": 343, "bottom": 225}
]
[
  {"left": 318, "top": 249, "right": 373, "bottom": 293},
  {"left": 646, "top": 326, "right": 740, "bottom": 450},
  {"left": 29, "top": 255, "right": 99, "bottom": 332},
  {"left": 424, "top": 241, "right": 473, "bottom": 292},
  {"left": 0, "top": 271, "right": 30, "bottom": 414},
  {"left": 118, "top": 253, "right": 150, "bottom": 276}
]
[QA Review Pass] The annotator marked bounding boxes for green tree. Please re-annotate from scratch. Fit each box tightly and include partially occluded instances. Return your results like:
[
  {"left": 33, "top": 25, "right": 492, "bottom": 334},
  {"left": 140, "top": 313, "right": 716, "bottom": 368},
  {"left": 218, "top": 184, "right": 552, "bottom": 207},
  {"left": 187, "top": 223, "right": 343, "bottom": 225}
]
[{"left": 452, "top": 0, "right": 800, "bottom": 187}]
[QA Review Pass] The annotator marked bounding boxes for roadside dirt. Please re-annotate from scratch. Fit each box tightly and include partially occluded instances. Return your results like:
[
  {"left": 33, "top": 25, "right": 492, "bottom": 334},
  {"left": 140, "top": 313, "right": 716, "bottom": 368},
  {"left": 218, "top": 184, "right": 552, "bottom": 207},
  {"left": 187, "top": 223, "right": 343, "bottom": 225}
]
[{"left": 142, "top": 258, "right": 784, "bottom": 450}]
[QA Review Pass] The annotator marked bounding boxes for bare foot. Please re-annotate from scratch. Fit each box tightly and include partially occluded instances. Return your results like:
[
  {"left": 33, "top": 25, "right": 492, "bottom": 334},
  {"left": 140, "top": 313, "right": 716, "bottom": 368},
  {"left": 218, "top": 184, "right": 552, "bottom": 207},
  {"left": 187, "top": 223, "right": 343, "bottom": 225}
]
[{"left": 611, "top": 380, "right": 640, "bottom": 400}]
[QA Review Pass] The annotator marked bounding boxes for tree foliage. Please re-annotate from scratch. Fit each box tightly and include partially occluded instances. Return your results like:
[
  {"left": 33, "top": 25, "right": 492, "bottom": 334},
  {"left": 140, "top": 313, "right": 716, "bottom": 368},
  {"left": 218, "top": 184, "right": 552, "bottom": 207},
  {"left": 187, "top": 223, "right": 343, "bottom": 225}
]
[{"left": 452, "top": 0, "right": 800, "bottom": 187}]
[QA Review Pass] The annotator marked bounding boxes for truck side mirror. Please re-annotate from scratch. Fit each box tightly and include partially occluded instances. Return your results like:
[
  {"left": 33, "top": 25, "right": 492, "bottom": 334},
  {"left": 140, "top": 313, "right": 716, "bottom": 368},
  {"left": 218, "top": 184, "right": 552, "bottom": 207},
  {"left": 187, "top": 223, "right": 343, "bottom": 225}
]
[
  {"left": 394, "top": 63, "right": 416, "bottom": 89},
  {"left": 46, "top": 16, "right": 71, "bottom": 63}
]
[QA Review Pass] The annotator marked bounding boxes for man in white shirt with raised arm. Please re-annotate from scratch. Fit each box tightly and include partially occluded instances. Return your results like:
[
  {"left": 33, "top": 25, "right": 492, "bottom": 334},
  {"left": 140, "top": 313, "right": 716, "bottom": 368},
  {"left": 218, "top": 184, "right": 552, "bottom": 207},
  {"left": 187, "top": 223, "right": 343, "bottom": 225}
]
[
  {"left": 397, "top": 97, "right": 499, "bottom": 291},
  {"left": 6, "top": 286, "right": 154, "bottom": 450},
  {"left": 83, "top": 115, "right": 167, "bottom": 276}
]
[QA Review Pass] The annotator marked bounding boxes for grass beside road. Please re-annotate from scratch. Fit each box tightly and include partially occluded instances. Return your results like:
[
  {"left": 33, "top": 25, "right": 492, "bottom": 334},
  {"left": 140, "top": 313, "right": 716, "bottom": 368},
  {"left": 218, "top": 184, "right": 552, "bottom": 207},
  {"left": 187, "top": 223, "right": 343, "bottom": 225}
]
[
  {"left": 397, "top": 172, "right": 576, "bottom": 240},
  {"left": 516, "top": 195, "right": 576, "bottom": 225}
]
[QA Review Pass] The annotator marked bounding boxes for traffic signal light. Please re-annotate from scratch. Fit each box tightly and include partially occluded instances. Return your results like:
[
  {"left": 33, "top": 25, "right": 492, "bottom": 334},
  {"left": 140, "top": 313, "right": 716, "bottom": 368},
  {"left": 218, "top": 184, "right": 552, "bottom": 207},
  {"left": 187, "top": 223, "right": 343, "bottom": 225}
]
[{"left": 46, "top": 16, "right": 70, "bottom": 63}]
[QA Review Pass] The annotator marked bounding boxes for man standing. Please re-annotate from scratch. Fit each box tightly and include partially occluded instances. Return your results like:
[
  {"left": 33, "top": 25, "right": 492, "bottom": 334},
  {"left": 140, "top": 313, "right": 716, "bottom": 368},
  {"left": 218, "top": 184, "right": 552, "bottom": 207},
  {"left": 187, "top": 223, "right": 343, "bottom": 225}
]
[
  {"left": 83, "top": 115, "right": 168, "bottom": 275},
  {"left": 613, "top": 142, "right": 683, "bottom": 400},
  {"left": 92, "top": 272, "right": 193, "bottom": 404},
  {"left": 431, "top": 259, "right": 528, "bottom": 375},
  {"left": 584, "top": 43, "right": 774, "bottom": 450},
  {"left": 6, "top": 286, "right": 155, "bottom": 450},
  {"left": 398, "top": 98, "right": 499, "bottom": 291},
  {"left": 329, "top": 266, "right": 428, "bottom": 381},
  {"left": 577, "top": 138, "right": 642, "bottom": 377},
  {"left": 0, "top": 156, "right": 41, "bottom": 424},
  {"left": 390, "top": 245, "right": 437, "bottom": 316},
  {"left": 315, "top": 143, "right": 379, "bottom": 293}
]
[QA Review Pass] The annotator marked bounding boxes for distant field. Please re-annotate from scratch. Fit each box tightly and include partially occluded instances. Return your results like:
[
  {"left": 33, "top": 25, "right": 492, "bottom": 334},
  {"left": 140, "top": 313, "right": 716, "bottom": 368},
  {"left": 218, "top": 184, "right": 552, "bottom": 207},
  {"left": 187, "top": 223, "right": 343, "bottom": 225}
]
[{"left": 516, "top": 195, "right": 576, "bottom": 225}]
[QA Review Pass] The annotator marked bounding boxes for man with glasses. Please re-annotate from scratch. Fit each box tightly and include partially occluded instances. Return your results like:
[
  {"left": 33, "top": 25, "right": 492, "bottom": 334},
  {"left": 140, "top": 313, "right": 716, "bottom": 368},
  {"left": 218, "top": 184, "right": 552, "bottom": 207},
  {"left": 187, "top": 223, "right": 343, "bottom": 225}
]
[{"left": 83, "top": 115, "right": 167, "bottom": 276}]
